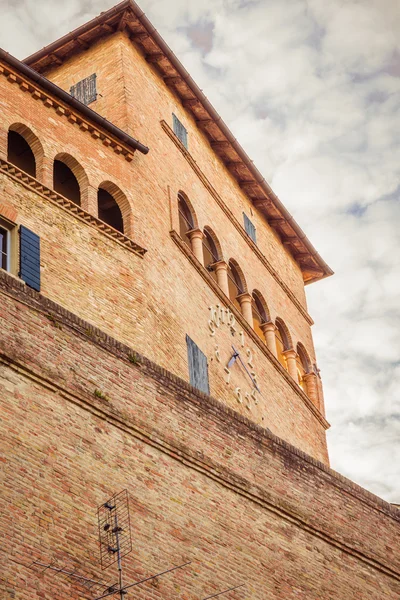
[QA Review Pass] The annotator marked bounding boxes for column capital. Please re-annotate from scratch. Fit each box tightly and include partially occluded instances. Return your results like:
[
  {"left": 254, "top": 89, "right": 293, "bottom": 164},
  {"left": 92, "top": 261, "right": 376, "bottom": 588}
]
[
  {"left": 236, "top": 292, "right": 252, "bottom": 303},
  {"left": 282, "top": 348, "right": 297, "bottom": 360},
  {"left": 213, "top": 260, "right": 228, "bottom": 271},
  {"left": 187, "top": 228, "right": 204, "bottom": 240},
  {"left": 303, "top": 371, "right": 317, "bottom": 382},
  {"left": 260, "top": 321, "right": 276, "bottom": 334}
]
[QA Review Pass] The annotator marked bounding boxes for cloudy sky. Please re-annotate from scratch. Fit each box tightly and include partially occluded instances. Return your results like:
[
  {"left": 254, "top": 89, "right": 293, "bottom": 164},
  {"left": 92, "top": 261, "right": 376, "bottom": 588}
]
[{"left": 1, "top": 0, "right": 399, "bottom": 502}]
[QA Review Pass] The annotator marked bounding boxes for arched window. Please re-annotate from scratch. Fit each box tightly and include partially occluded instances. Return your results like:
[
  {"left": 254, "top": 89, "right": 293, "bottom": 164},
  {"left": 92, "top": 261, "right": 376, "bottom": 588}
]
[
  {"left": 203, "top": 227, "right": 221, "bottom": 282},
  {"left": 7, "top": 130, "right": 36, "bottom": 177},
  {"left": 296, "top": 343, "right": 311, "bottom": 393},
  {"left": 275, "top": 319, "right": 291, "bottom": 370},
  {"left": 178, "top": 192, "right": 195, "bottom": 248},
  {"left": 53, "top": 159, "right": 81, "bottom": 205},
  {"left": 252, "top": 291, "right": 268, "bottom": 340},
  {"left": 98, "top": 188, "right": 124, "bottom": 233},
  {"left": 227, "top": 260, "right": 245, "bottom": 313}
]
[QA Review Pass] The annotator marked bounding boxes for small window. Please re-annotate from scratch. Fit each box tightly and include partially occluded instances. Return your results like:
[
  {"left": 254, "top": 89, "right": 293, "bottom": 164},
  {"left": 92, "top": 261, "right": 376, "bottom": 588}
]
[
  {"left": 19, "top": 225, "right": 40, "bottom": 291},
  {"left": 173, "top": 114, "right": 188, "bottom": 149},
  {"left": 186, "top": 335, "right": 210, "bottom": 395},
  {"left": 243, "top": 213, "right": 256, "bottom": 244},
  {"left": 0, "top": 225, "right": 10, "bottom": 271},
  {"left": 70, "top": 74, "right": 97, "bottom": 105}
]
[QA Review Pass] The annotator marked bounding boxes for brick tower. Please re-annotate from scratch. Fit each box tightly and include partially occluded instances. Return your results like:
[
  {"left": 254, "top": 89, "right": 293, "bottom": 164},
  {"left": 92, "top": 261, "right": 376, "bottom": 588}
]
[{"left": 0, "top": 2, "right": 399, "bottom": 599}]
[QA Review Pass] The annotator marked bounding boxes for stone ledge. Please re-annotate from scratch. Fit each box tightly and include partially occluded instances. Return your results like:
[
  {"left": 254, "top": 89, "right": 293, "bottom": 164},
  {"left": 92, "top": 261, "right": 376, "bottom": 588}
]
[
  {"left": 0, "top": 62, "right": 138, "bottom": 162},
  {"left": 0, "top": 158, "right": 146, "bottom": 257}
]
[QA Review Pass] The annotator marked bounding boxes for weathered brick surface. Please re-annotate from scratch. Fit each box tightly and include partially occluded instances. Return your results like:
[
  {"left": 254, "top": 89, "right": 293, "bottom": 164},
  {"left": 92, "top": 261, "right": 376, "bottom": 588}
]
[{"left": 0, "top": 276, "right": 399, "bottom": 600}]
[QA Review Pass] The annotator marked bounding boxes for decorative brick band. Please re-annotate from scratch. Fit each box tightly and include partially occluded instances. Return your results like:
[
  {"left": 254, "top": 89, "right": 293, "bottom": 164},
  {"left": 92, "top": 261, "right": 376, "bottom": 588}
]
[
  {"left": 0, "top": 158, "right": 146, "bottom": 256},
  {"left": 161, "top": 120, "right": 314, "bottom": 327},
  {"left": 0, "top": 62, "right": 136, "bottom": 162},
  {"left": 0, "top": 272, "right": 399, "bottom": 584},
  {"left": 170, "top": 229, "right": 329, "bottom": 429}
]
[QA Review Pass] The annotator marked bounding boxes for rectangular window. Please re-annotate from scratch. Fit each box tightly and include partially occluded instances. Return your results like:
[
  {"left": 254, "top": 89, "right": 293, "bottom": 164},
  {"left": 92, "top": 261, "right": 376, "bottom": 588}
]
[
  {"left": 186, "top": 335, "right": 210, "bottom": 395},
  {"left": 173, "top": 114, "right": 188, "bottom": 149},
  {"left": 0, "top": 226, "right": 10, "bottom": 271},
  {"left": 243, "top": 212, "right": 257, "bottom": 244},
  {"left": 19, "top": 225, "right": 41, "bottom": 292},
  {"left": 70, "top": 73, "right": 97, "bottom": 105}
]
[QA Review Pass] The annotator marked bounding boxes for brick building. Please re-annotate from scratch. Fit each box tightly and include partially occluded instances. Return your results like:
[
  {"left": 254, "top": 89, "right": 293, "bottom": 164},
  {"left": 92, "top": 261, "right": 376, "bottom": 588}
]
[{"left": 0, "top": 1, "right": 399, "bottom": 599}]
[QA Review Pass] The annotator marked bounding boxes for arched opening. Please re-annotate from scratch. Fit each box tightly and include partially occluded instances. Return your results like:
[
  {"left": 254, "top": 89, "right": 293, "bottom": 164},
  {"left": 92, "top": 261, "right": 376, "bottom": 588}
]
[
  {"left": 227, "top": 260, "right": 245, "bottom": 313},
  {"left": 178, "top": 192, "right": 195, "bottom": 248},
  {"left": 98, "top": 188, "right": 124, "bottom": 233},
  {"left": 7, "top": 130, "right": 36, "bottom": 177},
  {"left": 275, "top": 319, "right": 291, "bottom": 370},
  {"left": 53, "top": 159, "right": 81, "bottom": 205},
  {"left": 296, "top": 343, "right": 311, "bottom": 393},
  {"left": 203, "top": 227, "right": 221, "bottom": 282},
  {"left": 252, "top": 291, "right": 268, "bottom": 340}
]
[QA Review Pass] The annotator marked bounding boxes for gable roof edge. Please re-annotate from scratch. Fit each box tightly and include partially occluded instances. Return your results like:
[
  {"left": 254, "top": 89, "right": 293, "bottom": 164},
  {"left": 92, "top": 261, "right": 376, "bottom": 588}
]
[{"left": 24, "top": 0, "right": 333, "bottom": 284}]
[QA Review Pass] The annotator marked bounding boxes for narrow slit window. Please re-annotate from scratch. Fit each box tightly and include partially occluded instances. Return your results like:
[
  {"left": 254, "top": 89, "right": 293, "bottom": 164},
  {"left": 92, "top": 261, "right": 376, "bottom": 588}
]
[
  {"left": 173, "top": 114, "right": 188, "bottom": 149},
  {"left": 243, "top": 213, "right": 256, "bottom": 244},
  {"left": 70, "top": 74, "right": 97, "bottom": 105}
]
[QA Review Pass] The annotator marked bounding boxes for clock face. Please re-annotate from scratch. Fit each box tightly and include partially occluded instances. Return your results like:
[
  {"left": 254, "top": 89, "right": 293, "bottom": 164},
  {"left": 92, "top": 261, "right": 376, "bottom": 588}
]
[{"left": 208, "top": 304, "right": 261, "bottom": 411}]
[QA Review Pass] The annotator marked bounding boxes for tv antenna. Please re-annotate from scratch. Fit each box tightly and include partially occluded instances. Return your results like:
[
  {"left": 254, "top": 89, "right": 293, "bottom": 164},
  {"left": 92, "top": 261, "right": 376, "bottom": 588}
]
[{"left": 30, "top": 489, "right": 245, "bottom": 599}]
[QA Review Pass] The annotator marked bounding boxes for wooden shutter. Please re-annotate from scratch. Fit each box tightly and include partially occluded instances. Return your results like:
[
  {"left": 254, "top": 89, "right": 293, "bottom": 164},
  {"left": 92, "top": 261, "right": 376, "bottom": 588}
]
[
  {"left": 243, "top": 213, "right": 257, "bottom": 244},
  {"left": 70, "top": 74, "right": 97, "bottom": 105},
  {"left": 173, "top": 114, "right": 188, "bottom": 149},
  {"left": 19, "top": 225, "right": 40, "bottom": 291},
  {"left": 186, "top": 335, "right": 210, "bottom": 394}
]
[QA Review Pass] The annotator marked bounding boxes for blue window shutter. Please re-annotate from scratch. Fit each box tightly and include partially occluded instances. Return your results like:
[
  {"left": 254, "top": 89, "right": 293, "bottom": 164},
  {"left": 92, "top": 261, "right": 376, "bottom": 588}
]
[
  {"left": 19, "top": 225, "right": 40, "bottom": 291},
  {"left": 173, "top": 113, "right": 188, "bottom": 149},
  {"left": 243, "top": 213, "right": 257, "bottom": 244},
  {"left": 70, "top": 73, "right": 97, "bottom": 105},
  {"left": 186, "top": 335, "right": 210, "bottom": 394}
]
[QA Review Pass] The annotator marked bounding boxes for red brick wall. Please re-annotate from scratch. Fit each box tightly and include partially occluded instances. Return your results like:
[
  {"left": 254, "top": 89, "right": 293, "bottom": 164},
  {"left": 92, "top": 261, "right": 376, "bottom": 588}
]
[{"left": 0, "top": 274, "right": 399, "bottom": 600}]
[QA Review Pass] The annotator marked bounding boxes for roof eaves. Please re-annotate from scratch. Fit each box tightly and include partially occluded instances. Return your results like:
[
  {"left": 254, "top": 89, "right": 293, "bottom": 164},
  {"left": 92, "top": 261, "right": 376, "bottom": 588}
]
[{"left": 0, "top": 47, "right": 149, "bottom": 155}]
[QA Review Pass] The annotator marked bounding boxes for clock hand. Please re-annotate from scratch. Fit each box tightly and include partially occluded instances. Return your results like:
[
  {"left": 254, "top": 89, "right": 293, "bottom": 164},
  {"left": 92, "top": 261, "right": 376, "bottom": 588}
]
[
  {"left": 227, "top": 350, "right": 239, "bottom": 368},
  {"left": 232, "top": 345, "right": 261, "bottom": 393}
]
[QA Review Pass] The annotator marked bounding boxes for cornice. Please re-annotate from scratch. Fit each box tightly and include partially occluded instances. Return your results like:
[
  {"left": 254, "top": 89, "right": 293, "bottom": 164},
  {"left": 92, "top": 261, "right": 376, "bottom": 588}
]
[
  {"left": 162, "top": 120, "right": 314, "bottom": 327},
  {"left": 0, "top": 61, "right": 142, "bottom": 162},
  {"left": 170, "top": 229, "right": 329, "bottom": 430},
  {"left": 0, "top": 158, "right": 146, "bottom": 257}
]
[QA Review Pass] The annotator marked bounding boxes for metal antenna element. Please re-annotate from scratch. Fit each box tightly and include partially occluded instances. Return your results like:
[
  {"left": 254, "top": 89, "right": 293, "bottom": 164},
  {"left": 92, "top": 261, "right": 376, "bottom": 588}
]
[
  {"left": 202, "top": 583, "right": 246, "bottom": 599},
  {"left": 28, "top": 489, "right": 244, "bottom": 599},
  {"left": 97, "top": 490, "right": 133, "bottom": 600},
  {"left": 93, "top": 561, "right": 192, "bottom": 600},
  {"left": 98, "top": 490, "right": 132, "bottom": 572}
]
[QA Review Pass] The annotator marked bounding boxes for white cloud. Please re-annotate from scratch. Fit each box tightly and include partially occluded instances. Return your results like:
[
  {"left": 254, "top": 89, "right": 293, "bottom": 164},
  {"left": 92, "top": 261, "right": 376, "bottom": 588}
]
[{"left": 0, "top": 0, "right": 399, "bottom": 503}]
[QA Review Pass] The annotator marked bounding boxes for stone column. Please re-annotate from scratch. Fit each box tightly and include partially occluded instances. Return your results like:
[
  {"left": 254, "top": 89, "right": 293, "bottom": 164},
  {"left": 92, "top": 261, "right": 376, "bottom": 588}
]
[
  {"left": 283, "top": 349, "right": 298, "bottom": 381},
  {"left": 213, "top": 260, "right": 230, "bottom": 296},
  {"left": 260, "top": 321, "right": 277, "bottom": 357},
  {"left": 188, "top": 228, "right": 204, "bottom": 263},
  {"left": 304, "top": 372, "right": 319, "bottom": 405},
  {"left": 237, "top": 292, "right": 253, "bottom": 325}
]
